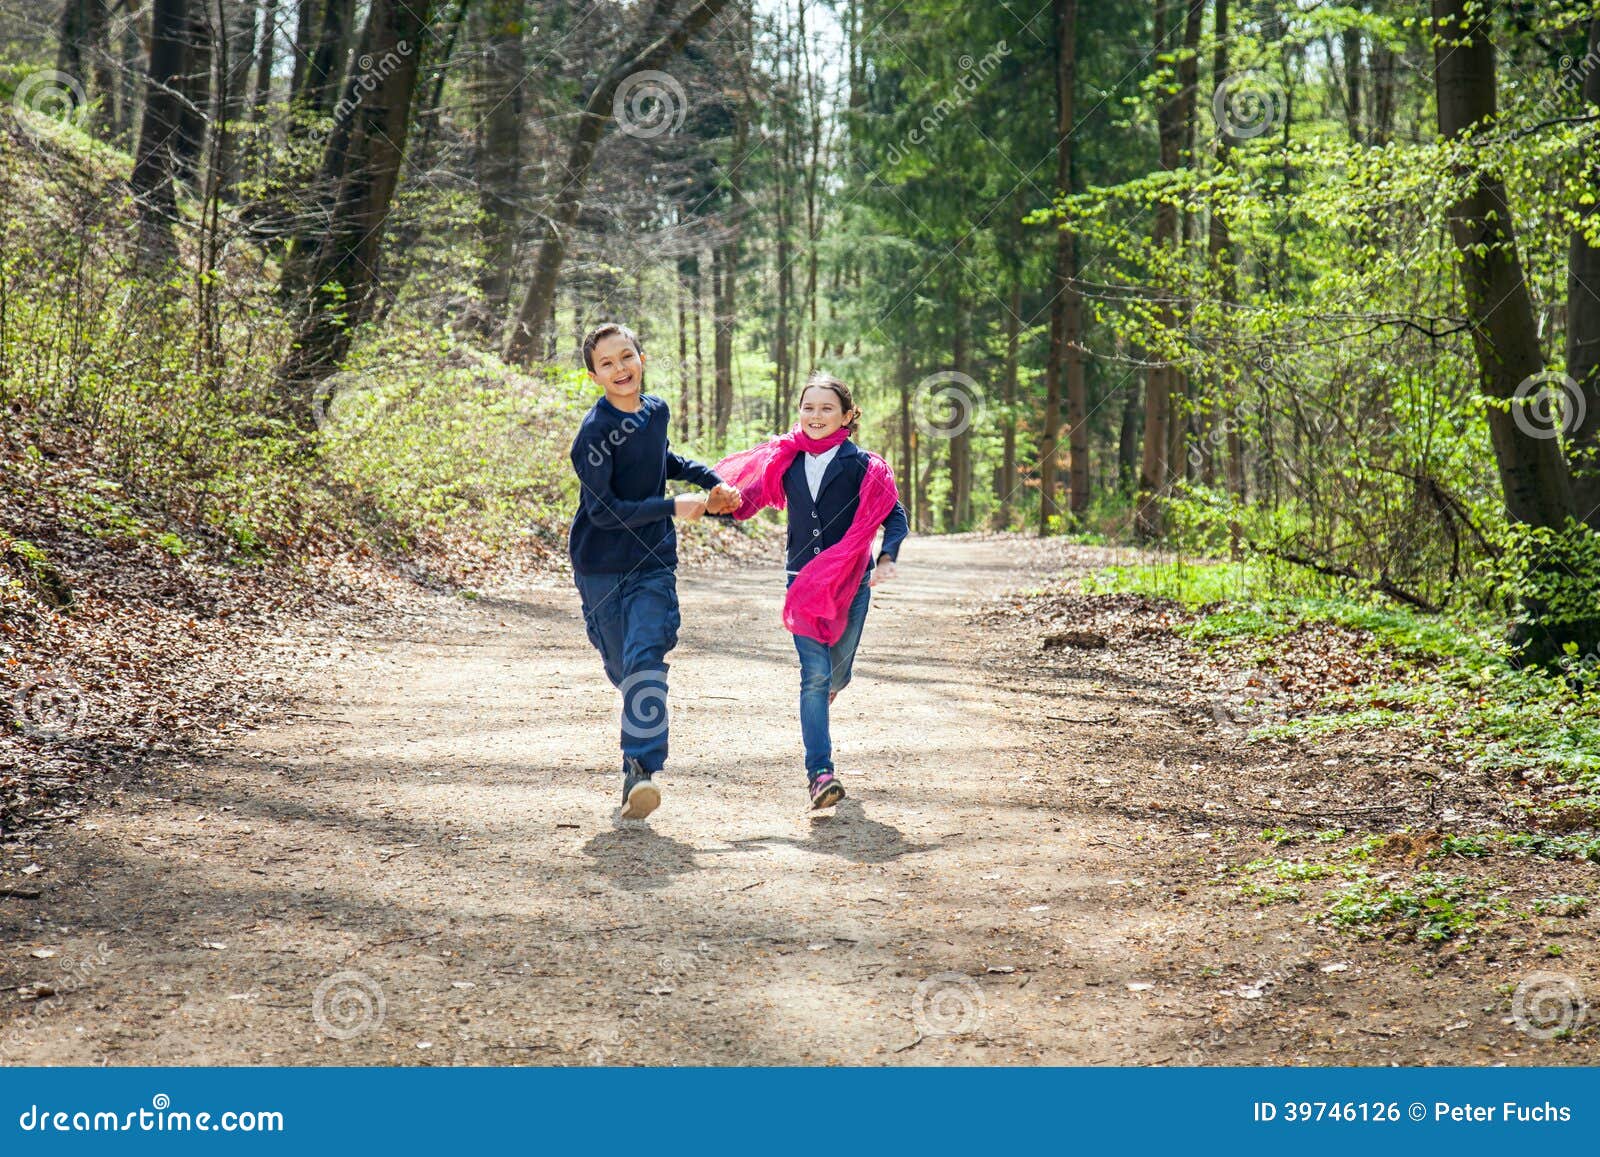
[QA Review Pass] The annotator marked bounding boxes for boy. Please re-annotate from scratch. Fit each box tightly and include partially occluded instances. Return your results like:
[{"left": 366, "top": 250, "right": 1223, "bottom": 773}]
[{"left": 569, "top": 322, "right": 740, "bottom": 819}]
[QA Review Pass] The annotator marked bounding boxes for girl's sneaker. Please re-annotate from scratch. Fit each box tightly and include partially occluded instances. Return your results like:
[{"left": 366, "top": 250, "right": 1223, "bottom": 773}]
[
  {"left": 621, "top": 758, "right": 661, "bottom": 820},
  {"left": 808, "top": 771, "right": 845, "bottom": 810}
]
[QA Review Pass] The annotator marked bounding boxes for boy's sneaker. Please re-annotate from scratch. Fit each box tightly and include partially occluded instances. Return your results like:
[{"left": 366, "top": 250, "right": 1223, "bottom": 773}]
[
  {"left": 808, "top": 770, "right": 845, "bottom": 810},
  {"left": 620, "top": 758, "right": 661, "bottom": 820}
]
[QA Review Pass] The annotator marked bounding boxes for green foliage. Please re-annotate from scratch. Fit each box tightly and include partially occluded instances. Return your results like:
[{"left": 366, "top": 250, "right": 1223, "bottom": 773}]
[
  {"left": 314, "top": 328, "right": 587, "bottom": 548},
  {"left": 1482, "top": 520, "right": 1600, "bottom": 630},
  {"left": 1323, "top": 870, "right": 1504, "bottom": 943},
  {"left": 1091, "top": 558, "right": 1600, "bottom": 801}
]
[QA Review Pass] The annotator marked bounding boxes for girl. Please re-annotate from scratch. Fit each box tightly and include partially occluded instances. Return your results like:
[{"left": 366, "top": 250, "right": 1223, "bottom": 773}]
[{"left": 715, "top": 373, "right": 909, "bottom": 809}]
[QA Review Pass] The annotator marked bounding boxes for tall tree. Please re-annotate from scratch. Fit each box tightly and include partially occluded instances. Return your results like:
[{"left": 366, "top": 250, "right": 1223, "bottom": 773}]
[
  {"left": 475, "top": 0, "right": 525, "bottom": 322},
  {"left": 253, "top": 0, "right": 279, "bottom": 113},
  {"left": 1208, "top": 0, "right": 1245, "bottom": 500},
  {"left": 298, "top": 0, "right": 352, "bottom": 113},
  {"left": 130, "top": 0, "right": 192, "bottom": 262},
  {"left": 1566, "top": 13, "right": 1600, "bottom": 528},
  {"left": 1037, "top": 0, "right": 1086, "bottom": 528},
  {"left": 1432, "top": 0, "right": 1570, "bottom": 530},
  {"left": 504, "top": 0, "right": 734, "bottom": 366},
  {"left": 277, "top": 0, "right": 437, "bottom": 406},
  {"left": 172, "top": 5, "right": 212, "bottom": 186},
  {"left": 1136, "top": 0, "right": 1185, "bottom": 536}
]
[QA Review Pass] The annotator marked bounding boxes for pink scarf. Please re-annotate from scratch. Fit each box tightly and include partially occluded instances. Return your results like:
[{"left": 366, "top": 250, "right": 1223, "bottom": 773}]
[{"left": 714, "top": 427, "right": 900, "bottom": 645}]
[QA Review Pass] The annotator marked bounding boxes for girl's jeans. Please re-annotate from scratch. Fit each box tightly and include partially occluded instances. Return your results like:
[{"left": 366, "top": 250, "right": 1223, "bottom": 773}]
[{"left": 789, "top": 573, "right": 872, "bottom": 776}]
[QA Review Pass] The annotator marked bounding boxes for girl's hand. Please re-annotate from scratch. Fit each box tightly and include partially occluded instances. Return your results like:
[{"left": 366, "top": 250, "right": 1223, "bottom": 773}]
[{"left": 870, "top": 556, "right": 897, "bottom": 587}]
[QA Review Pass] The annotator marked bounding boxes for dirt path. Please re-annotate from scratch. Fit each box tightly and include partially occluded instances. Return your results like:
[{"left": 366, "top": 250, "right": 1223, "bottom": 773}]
[{"left": 0, "top": 536, "right": 1584, "bottom": 1064}]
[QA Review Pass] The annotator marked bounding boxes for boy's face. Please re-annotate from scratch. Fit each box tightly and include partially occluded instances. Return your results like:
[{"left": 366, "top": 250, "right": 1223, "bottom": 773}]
[
  {"left": 799, "top": 386, "right": 849, "bottom": 438},
  {"left": 589, "top": 334, "right": 644, "bottom": 401}
]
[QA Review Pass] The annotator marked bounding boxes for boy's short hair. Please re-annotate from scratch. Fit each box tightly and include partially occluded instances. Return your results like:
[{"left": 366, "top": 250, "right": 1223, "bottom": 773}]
[{"left": 582, "top": 322, "right": 642, "bottom": 373}]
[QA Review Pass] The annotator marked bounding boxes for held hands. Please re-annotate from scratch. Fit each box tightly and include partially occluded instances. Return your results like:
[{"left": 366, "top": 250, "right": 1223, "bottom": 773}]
[
  {"left": 674, "top": 484, "right": 742, "bottom": 522},
  {"left": 869, "top": 555, "right": 897, "bottom": 587},
  {"left": 674, "top": 483, "right": 741, "bottom": 522},
  {"left": 706, "top": 483, "right": 743, "bottom": 515}
]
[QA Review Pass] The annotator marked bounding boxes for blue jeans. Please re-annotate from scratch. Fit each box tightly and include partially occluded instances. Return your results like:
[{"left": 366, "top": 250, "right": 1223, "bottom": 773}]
[
  {"left": 574, "top": 568, "right": 681, "bottom": 773},
  {"left": 790, "top": 573, "right": 872, "bottom": 776}
]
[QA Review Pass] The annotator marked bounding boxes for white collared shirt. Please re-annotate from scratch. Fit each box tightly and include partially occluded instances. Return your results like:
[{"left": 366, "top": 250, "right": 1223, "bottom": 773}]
[{"left": 804, "top": 445, "right": 840, "bottom": 500}]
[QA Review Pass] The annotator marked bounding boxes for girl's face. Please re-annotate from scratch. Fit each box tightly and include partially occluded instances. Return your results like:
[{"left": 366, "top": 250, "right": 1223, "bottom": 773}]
[{"left": 798, "top": 386, "right": 852, "bottom": 438}]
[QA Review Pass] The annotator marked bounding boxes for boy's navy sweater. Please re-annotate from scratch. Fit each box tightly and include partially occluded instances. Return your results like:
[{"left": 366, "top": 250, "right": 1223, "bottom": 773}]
[{"left": 568, "top": 393, "right": 722, "bottom": 576}]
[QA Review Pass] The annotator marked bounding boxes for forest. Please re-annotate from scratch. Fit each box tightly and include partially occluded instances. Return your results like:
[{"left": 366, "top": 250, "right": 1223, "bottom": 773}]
[
  {"left": 6, "top": 0, "right": 1600, "bottom": 655},
  {"left": 1, "top": 0, "right": 1599, "bottom": 1067}
]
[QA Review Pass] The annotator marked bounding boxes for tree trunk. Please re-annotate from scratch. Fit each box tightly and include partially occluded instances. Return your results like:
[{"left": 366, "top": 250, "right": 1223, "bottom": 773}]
[
  {"left": 773, "top": 201, "right": 791, "bottom": 427},
  {"left": 118, "top": 0, "right": 144, "bottom": 143},
  {"left": 1210, "top": 0, "right": 1245, "bottom": 499},
  {"left": 694, "top": 252, "right": 705, "bottom": 439},
  {"left": 476, "top": 0, "right": 525, "bottom": 321},
  {"left": 898, "top": 343, "right": 915, "bottom": 524},
  {"left": 276, "top": 0, "right": 435, "bottom": 407},
  {"left": 253, "top": 0, "right": 278, "bottom": 113},
  {"left": 55, "top": 0, "right": 115, "bottom": 116},
  {"left": 1371, "top": 37, "right": 1396, "bottom": 145},
  {"left": 1118, "top": 371, "right": 1142, "bottom": 491},
  {"left": 1434, "top": 0, "right": 1591, "bottom": 663},
  {"left": 947, "top": 281, "right": 971, "bottom": 530},
  {"left": 799, "top": 0, "right": 821, "bottom": 371},
  {"left": 1039, "top": 0, "right": 1078, "bottom": 534},
  {"left": 1061, "top": 0, "right": 1087, "bottom": 517},
  {"left": 1433, "top": 0, "right": 1570, "bottom": 529},
  {"left": 1566, "top": 14, "right": 1600, "bottom": 528},
  {"left": 1000, "top": 279, "right": 1020, "bottom": 527},
  {"left": 1339, "top": 26, "right": 1364, "bottom": 143},
  {"left": 1136, "top": 0, "right": 1189, "bottom": 537},
  {"left": 713, "top": 243, "right": 734, "bottom": 442},
  {"left": 300, "top": 0, "right": 351, "bottom": 113},
  {"left": 173, "top": 5, "right": 212, "bottom": 187},
  {"left": 130, "top": 0, "right": 191, "bottom": 263},
  {"left": 503, "top": 0, "right": 733, "bottom": 365},
  {"left": 213, "top": 0, "right": 257, "bottom": 194},
  {"left": 677, "top": 261, "right": 690, "bottom": 439},
  {"left": 290, "top": 0, "right": 315, "bottom": 99}
]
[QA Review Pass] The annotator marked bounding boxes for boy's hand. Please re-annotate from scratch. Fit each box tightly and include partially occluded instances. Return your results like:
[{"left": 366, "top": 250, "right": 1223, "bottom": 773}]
[
  {"left": 675, "top": 494, "right": 708, "bottom": 521},
  {"left": 869, "top": 555, "right": 897, "bottom": 587},
  {"left": 706, "top": 483, "right": 742, "bottom": 515}
]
